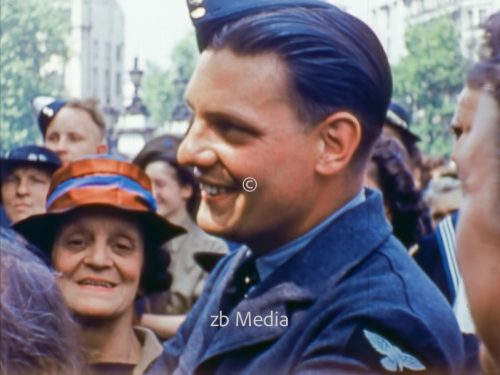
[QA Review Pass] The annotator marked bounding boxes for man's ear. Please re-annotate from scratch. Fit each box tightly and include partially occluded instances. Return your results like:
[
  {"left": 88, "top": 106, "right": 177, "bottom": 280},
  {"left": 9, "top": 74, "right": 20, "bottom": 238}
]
[
  {"left": 315, "top": 112, "right": 361, "bottom": 176},
  {"left": 97, "top": 142, "right": 108, "bottom": 154}
]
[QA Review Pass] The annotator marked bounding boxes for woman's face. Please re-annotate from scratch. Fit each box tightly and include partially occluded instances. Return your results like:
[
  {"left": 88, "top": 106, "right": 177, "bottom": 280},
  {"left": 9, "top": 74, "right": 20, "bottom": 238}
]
[
  {"left": 456, "top": 90, "right": 500, "bottom": 367},
  {"left": 52, "top": 211, "right": 144, "bottom": 320},
  {"left": 145, "top": 160, "right": 191, "bottom": 222}
]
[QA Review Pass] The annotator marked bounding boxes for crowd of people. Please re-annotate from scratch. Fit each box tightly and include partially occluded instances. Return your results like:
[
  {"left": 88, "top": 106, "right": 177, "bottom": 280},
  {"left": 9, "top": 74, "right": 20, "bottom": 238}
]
[{"left": 0, "top": 0, "right": 499, "bottom": 374}]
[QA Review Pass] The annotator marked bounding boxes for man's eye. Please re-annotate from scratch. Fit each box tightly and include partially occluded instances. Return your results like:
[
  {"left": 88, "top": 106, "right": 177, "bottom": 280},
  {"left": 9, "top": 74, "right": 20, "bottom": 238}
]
[
  {"left": 452, "top": 127, "right": 463, "bottom": 140},
  {"left": 47, "top": 133, "right": 58, "bottom": 142},
  {"left": 216, "top": 121, "right": 252, "bottom": 141},
  {"left": 3, "top": 175, "right": 17, "bottom": 184},
  {"left": 69, "top": 133, "right": 84, "bottom": 142}
]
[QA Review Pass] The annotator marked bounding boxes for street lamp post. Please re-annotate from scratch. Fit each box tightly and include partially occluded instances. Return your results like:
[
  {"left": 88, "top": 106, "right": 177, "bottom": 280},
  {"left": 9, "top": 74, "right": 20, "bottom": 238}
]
[
  {"left": 168, "top": 66, "right": 191, "bottom": 135},
  {"left": 113, "top": 57, "right": 155, "bottom": 158}
]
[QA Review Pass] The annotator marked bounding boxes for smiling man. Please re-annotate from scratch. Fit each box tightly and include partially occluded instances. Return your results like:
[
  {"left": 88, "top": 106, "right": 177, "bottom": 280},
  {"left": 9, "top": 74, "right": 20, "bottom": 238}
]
[{"left": 164, "top": 1, "right": 467, "bottom": 373}]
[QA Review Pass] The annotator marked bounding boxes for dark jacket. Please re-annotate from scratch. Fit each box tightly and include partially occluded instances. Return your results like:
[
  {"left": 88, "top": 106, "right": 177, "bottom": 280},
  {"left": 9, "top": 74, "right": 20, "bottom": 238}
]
[{"left": 164, "top": 190, "right": 465, "bottom": 374}]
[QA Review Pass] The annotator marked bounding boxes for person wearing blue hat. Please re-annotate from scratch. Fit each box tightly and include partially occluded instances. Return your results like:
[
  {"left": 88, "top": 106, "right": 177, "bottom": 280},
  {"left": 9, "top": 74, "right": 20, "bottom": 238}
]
[
  {"left": 163, "top": 1, "right": 467, "bottom": 374},
  {"left": 32, "top": 96, "right": 108, "bottom": 165},
  {"left": 1, "top": 145, "right": 61, "bottom": 224},
  {"left": 13, "top": 156, "right": 184, "bottom": 375},
  {"left": 383, "top": 101, "right": 426, "bottom": 189}
]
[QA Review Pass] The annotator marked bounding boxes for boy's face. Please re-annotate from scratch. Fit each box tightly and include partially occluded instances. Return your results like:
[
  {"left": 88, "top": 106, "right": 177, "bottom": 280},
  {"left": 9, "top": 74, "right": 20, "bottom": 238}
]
[{"left": 44, "top": 106, "right": 107, "bottom": 165}]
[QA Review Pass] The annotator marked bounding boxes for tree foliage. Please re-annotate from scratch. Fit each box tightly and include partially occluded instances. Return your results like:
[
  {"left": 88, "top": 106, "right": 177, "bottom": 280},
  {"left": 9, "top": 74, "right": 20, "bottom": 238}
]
[
  {"left": 142, "top": 32, "right": 198, "bottom": 127},
  {"left": 393, "top": 16, "right": 469, "bottom": 156},
  {"left": 0, "top": 0, "right": 71, "bottom": 152}
]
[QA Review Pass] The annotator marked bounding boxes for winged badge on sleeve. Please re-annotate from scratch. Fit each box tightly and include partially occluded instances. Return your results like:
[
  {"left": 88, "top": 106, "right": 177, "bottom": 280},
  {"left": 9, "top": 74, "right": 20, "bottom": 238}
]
[{"left": 363, "top": 330, "right": 426, "bottom": 372}]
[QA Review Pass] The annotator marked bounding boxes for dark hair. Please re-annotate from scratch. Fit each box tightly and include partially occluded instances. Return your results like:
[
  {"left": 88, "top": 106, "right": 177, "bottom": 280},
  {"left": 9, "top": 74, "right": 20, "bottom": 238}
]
[
  {"left": 467, "top": 11, "right": 500, "bottom": 91},
  {"left": 0, "top": 228, "right": 84, "bottom": 375},
  {"left": 133, "top": 135, "right": 201, "bottom": 218},
  {"left": 209, "top": 6, "right": 392, "bottom": 163},
  {"left": 369, "top": 136, "right": 431, "bottom": 247}
]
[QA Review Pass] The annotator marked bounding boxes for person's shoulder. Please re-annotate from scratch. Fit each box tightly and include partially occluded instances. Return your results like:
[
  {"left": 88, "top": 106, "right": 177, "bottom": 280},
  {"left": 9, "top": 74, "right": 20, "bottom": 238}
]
[{"left": 312, "top": 236, "right": 466, "bottom": 371}]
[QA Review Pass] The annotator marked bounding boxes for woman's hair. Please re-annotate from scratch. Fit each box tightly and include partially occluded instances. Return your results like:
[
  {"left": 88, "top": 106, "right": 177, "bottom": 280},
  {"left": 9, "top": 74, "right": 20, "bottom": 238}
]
[
  {"left": 369, "top": 136, "right": 432, "bottom": 247},
  {"left": 0, "top": 228, "right": 84, "bottom": 375},
  {"left": 133, "top": 135, "right": 201, "bottom": 218},
  {"left": 467, "top": 11, "right": 500, "bottom": 91}
]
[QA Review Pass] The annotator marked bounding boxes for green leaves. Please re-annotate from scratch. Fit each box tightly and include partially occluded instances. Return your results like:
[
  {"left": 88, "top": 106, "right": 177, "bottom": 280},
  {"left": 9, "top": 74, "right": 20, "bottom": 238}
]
[
  {"left": 142, "top": 32, "right": 198, "bottom": 128},
  {"left": 0, "top": 0, "right": 70, "bottom": 152},
  {"left": 393, "top": 17, "right": 469, "bottom": 156}
]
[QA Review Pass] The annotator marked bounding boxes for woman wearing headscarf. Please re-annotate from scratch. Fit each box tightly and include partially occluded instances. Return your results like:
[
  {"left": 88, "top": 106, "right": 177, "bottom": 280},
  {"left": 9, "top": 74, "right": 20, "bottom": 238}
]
[{"left": 14, "top": 156, "right": 183, "bottom": 375}]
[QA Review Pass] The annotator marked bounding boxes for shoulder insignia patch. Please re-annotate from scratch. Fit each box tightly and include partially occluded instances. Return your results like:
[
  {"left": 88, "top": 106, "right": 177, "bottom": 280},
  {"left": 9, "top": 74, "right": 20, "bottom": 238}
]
[{"left": 363, "top": 330, "right": 426, "bottom": 372}]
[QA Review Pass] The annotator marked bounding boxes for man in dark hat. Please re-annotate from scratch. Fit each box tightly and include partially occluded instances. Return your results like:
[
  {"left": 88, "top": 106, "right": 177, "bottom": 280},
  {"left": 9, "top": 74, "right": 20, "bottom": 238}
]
[
  {"left": 32, "top": 96, "right": 108, "bottom": 165},
  {"left": 164, "top": 1, "right": 466, "bottom": 373},
  {"left": 1, "top": 145, "right": 61, "bottom": 224},
  {"left": 383, "top": 101, "right": 425, "bottom": 189}
]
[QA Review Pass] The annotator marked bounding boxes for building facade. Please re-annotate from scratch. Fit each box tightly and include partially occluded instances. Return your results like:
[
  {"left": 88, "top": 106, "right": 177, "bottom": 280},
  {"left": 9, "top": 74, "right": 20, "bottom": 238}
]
[
  {"left": 65, "top": 0, "right": 125, "bottom": 128},
  {"left": 333, "top": 0, "right": 499, "bottom": 64}
]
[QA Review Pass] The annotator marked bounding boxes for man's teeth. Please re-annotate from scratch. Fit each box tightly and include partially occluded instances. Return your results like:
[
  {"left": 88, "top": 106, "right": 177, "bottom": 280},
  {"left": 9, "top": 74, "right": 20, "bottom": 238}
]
[
  {"left": 80, "top": 280, "right": 114, "bottom": 288},
  {"left": 200, "top": 183, "right": 234, "bottom": 196}
]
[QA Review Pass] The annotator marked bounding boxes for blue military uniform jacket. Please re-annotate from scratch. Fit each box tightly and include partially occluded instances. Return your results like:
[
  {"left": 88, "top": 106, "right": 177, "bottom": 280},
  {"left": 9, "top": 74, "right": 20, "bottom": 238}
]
[{"left": 164, "top": 190, "right": 465, "bottom": 374}]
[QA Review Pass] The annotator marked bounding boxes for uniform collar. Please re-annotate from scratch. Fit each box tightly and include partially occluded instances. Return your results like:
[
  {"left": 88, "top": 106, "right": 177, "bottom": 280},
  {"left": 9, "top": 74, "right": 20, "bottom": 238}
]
[
  {"left": 253, "top": 189, "right": 366, "bottom": 281},
  {"left": 197, "top": 189, "right": 392, "bottom": 363}
]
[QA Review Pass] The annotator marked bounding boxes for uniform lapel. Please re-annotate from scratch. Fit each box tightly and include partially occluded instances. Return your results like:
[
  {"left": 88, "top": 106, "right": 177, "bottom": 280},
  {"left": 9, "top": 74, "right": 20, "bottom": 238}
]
[{"left": 194, "top": 190, "right": 392, "bottom": 369}]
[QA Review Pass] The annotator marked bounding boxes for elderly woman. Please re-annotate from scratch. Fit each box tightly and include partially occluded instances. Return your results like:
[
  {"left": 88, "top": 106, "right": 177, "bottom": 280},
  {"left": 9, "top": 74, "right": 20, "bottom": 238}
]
[{"left": 14, "top": 157, "right": 183, "bottom": 375}]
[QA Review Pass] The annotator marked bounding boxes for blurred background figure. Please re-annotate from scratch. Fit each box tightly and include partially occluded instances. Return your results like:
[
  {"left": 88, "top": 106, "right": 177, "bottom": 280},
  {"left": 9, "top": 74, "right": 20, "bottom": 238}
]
[
  {"left": 13, "top": 157, "right": 183, "bottom": 374},
  {"left": 424, "top": 173, "right": 462, "bottom": 226},
  {"left": 0, "top": 145, "right": 61, "bottom": 225},
  {"left": 456, "top": 11, "right": 500, "bottom": 375},
  {"left": 133, "top": 135, "right": 228, "bottom": 338},
  {"left": 32, "top": 96, "right": 108, "bottom": 165},
  {"left": 0, "top": 227, "right": 84, "bottom": 375},
  {"left": 365, "top": 135, "right": 431, "bottom": 249},
  {"left": 383, "top": 101, "right": 425, "bottom": 189}
]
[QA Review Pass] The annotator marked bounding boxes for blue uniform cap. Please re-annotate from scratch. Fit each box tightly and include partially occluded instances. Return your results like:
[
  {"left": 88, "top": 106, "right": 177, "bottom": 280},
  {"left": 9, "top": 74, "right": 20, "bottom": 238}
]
[
  {"left": 32, "top": 96, "right": 67, "bottom": 137},
  {"left": 186, "top": 0, "right": 332, "bottom": 51},
  {"left": 386, "top": 101, "right": 420, "bottom": 142},
  {"left": 1, "top": 145, "right": 62, "bottom": 177}
]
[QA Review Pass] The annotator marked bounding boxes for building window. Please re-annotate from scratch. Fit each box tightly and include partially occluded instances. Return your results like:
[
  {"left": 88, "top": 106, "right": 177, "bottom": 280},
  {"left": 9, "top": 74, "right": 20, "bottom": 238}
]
[
  {"left": 93, "top": 40, "right": 99, "bottom": 60},
  {"left": 93, "top": 67, "right": 99, "bottom": 97},
  {"left": 116, "top": 45, "right": 122, "bottom": 61},
  {"left": 105, "top": 69, "right": 111, "bottom": 104},
  {"left": 116, "top": 73, "right": 121, "bottom": 96},
  {"left": 479, "top": 9, "right": 487, "bottom": 23},
  {"left": 468, "top": 9, "right": 474, "bottom": 27},
  {"left": 106, "top": 42, "right": 111, "bottom": 64}
]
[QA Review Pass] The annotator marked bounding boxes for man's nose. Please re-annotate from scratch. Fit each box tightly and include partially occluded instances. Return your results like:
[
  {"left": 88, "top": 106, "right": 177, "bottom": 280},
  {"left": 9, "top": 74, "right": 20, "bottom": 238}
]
[
  {"left": 16, "top": 178, "right": 29, "bottom": 196},
  {"left": 54, "top": 137, "right": 68, "bottom": 153},
  {"left": 177, "top": 119, "right": 217, "bottom": 168}
]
